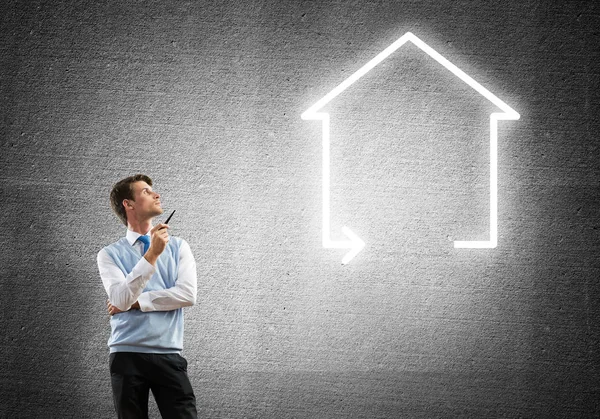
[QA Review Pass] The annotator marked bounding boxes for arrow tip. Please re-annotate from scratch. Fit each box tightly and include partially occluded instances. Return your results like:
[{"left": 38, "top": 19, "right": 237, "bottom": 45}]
[{"left": 340, "top": 226, "right": 365, "bottom": 264}]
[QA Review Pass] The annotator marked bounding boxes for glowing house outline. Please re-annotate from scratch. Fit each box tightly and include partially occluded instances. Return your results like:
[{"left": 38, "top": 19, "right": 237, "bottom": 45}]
[{"left": 301, "top": 32, "right": 520, "bottom": 264}]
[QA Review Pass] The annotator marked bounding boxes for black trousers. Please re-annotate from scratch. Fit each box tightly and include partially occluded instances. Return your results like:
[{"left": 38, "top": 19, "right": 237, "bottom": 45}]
[{"left": 109, "top": 352, "right": 197, "bottom": 419}]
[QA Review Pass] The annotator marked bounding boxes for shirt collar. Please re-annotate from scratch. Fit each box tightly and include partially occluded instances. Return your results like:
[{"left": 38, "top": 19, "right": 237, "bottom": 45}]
[{"left": 126, "top": 229, "right": 151, "bottom": 246}]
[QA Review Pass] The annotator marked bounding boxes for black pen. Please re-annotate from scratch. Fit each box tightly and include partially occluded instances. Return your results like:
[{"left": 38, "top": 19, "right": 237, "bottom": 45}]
[{"left": 164, "top": 210, "right": 175, "bottom": 225}]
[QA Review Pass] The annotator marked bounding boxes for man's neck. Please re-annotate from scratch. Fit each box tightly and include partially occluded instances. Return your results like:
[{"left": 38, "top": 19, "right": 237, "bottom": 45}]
[{"left": 127, "top": 218, "right": 153, "bottom": 235}]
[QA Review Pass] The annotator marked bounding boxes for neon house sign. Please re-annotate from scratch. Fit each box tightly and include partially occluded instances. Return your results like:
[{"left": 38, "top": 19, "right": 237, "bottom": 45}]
[{"left": 302, "top": 32, "right": 520, "bottom": 264}]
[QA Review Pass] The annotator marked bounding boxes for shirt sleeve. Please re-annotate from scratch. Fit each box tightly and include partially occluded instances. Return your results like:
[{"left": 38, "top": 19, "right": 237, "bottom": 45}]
[
  {"left": 97, "top": 248, "right": 156, "bottom": 311},
  {"left": 137, "top": 239, "right": 197, "bottom": 312}
]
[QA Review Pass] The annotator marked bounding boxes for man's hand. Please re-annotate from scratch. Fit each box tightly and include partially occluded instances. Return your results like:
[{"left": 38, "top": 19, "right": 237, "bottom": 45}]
[
  {"left": 144, "top": 223, "right": 169, "bottom": 265},
  {"left": 107, "top": 299, "right": 140, "bottom": 316}
]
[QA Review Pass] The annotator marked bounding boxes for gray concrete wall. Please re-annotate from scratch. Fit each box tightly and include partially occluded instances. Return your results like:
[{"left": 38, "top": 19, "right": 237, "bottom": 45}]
[{"left": 1, "top": 0, "right": 599, "bottom": 417}]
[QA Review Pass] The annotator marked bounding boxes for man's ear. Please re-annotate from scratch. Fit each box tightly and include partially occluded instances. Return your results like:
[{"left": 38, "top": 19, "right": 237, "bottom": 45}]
[{"left": 123, "top": 199, "right": 134, "bottom": 210}]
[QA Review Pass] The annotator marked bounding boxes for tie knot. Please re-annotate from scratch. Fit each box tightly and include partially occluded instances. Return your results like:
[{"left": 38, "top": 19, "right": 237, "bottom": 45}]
[{"left": 137, "top": 235, "right": 150, "bottom": 254}]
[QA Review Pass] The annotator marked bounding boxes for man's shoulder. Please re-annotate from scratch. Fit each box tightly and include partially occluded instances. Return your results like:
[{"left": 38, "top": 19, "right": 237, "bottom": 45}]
[
  {"left": 98, "top": 237, "right": 129, "bottom": 255},
  {"left": 169, "top": 236, "right": 186, "bottom": 248}
]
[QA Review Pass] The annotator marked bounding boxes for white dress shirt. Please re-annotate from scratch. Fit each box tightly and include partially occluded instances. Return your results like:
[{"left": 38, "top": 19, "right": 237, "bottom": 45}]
[{"left": 97, "top": 229, "right": 197, "bottom": 312}]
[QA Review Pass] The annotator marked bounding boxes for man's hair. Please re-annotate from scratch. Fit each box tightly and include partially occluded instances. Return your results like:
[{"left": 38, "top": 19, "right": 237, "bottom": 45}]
[{"left": 110, "top": 174, "right": 153, "bottom": 226}]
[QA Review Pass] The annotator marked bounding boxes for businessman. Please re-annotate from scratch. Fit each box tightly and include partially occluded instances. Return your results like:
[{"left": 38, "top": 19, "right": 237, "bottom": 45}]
[{"left": 97, "top": 174, "right": 198, "bottom": 418}]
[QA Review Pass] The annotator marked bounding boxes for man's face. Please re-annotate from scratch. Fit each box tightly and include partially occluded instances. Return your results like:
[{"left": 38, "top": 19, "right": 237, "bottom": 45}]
[{"left": 125, "top": 181, "right": 163, "bottom": 220}]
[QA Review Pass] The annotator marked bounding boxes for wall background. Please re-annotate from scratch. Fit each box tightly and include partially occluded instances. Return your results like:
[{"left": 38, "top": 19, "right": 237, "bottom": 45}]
[{"left": 1, "top": 0, "right": 599, "bottom": 417}]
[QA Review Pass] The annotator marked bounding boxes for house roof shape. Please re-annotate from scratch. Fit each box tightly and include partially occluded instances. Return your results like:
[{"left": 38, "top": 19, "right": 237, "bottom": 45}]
[
  {"left": 302, "top": 31, "right": 520, "bottom": 264},
  {"left": 302, "top": 32, "right": 519, "bottom": 119}
]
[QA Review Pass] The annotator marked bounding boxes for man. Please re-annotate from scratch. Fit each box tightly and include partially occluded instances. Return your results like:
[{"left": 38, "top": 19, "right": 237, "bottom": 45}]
[{"left": 97, "top": 174, "right": 198, "bottom": 418}]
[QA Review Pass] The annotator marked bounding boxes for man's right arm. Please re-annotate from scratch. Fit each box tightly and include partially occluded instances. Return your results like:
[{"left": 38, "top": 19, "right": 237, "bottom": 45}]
[
  {"left": 97, "top": 249, "right": 155, "bottom": 311},
  {"left": 99, "top": 224, "right": 169, "bottom": 311}
]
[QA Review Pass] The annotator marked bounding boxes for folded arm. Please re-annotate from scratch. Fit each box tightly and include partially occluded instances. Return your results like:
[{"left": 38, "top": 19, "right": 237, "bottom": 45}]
[
  {"left": 137, "top": 239, "right": 197, "bottom": 312},
  {"left": 97, "top": 250, "right": 155, "bottom": 311}
]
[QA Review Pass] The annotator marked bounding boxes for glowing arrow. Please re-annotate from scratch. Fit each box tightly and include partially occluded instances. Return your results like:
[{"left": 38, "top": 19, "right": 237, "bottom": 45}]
[
  {"left": 320, "top": 113, "right": 365, "bottom": 264},
  {"left": 302, "top": 32, "right": 519, "bottom": 263}
]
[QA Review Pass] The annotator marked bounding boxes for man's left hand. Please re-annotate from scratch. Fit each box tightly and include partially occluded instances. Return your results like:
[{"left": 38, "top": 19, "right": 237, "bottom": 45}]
[{"left": 107, "top": 299, "right": 140, "bottom": 316}]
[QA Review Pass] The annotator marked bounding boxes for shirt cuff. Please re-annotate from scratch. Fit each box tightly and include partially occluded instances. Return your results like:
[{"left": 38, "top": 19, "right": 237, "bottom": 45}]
[{"left": 132, "top": 255, "right": 156, "bottom": 279}]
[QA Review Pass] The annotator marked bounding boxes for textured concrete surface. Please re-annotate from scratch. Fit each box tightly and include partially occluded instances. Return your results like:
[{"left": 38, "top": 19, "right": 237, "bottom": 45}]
[{"left": 1, "top": 0, "right": 599, "bottom": 417}]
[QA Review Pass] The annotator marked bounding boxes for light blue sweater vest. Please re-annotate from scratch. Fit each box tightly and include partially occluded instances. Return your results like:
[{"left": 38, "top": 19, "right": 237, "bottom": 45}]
[{"left": 103, "top": 236, "right": 184, "bottom": 354}]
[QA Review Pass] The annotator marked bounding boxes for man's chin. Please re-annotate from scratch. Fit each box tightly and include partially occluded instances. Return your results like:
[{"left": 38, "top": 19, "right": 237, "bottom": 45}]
[{"left": 150, "top": 208, "right": 164, "bottom": 218}]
